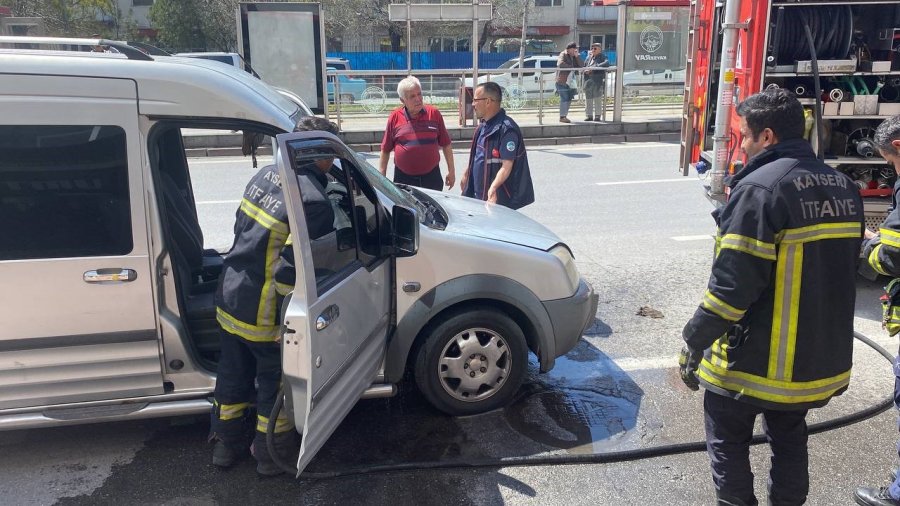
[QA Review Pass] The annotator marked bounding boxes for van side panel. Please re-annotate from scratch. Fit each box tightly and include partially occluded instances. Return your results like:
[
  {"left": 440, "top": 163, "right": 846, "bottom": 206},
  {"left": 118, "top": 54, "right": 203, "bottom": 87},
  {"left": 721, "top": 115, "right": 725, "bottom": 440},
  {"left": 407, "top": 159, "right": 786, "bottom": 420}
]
[{"left": 0, "top": 74, "right": 164, "bottom": 410}]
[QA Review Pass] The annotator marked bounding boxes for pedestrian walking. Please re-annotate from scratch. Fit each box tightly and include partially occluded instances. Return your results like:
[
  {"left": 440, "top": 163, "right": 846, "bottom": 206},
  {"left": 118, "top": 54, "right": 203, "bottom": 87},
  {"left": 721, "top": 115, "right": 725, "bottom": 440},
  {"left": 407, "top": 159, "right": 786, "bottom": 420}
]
[
  {"left": 461, "top": 82, "right": 534, "bottom": 209},
  {"left": 855, "top": 114, "right": 900, "bottom": 506},
  {"left": 583, "top": 43, "right": 609, "bottom": 122},
  {"left": 679, "top": 88, "right": 864, "bottom": 506},
  {"left": 210, "top": 117, "right": 340, "bottom": 476},
  {"left": 378, "top": 76, "right": 456, "bottom": 191},
  {"left": 556, "top": 42, "right": 583, "bottom": 124}
]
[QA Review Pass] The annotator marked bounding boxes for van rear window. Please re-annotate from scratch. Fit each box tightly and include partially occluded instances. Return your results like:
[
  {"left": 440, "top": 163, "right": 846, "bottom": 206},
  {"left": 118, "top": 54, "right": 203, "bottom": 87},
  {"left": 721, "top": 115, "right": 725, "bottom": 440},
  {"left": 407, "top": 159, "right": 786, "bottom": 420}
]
[{"left": 0, "top": 125, "right": 132, "bottom": 260}]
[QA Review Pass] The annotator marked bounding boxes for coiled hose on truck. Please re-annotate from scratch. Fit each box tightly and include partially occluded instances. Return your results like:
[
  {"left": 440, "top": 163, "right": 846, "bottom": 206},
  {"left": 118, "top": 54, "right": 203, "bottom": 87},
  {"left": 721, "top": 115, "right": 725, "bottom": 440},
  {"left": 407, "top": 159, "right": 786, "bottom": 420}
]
[{"left": 266, "top": 331, "right": 895, "bottom": 479}]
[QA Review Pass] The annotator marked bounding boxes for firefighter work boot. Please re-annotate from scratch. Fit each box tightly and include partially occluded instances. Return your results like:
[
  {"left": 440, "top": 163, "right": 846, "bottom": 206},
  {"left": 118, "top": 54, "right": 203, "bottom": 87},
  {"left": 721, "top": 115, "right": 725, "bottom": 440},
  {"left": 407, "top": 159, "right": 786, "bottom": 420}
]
[
  {"left": 212, "top": 440, "right": 239, "bottom": 468},
  {"left": 855, "top": 486, "right": 900, "bottom": 506},
  {"left": 251, "top": 431, "right": 299, "bottom": 477}
]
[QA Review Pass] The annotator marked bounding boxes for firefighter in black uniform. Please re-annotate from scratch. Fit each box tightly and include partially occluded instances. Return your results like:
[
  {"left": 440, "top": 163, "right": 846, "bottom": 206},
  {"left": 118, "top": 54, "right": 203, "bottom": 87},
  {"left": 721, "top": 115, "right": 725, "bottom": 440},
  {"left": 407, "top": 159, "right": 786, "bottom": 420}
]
[
  {"left": 210, "top": 117, "right": 339, "bottom": 476},
  {"left": 679, "top": 89, "right": 864, "bottom": 505},
  {"left": 855, "top": 114, "right": 900, "bottom": 506}
]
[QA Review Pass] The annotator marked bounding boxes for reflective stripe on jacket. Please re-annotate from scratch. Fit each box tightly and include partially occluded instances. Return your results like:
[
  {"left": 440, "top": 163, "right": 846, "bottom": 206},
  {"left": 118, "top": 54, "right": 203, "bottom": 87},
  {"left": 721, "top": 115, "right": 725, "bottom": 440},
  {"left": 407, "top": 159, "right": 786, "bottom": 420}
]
[
  {"left": 683, "top": 138, "right": 864, "bottom": 410},
  {"left": 863, "top": 181, "right": 900, "bottom": 335},
  {"left": 215, "top": 165, "right": 292, "bottom": 343}
]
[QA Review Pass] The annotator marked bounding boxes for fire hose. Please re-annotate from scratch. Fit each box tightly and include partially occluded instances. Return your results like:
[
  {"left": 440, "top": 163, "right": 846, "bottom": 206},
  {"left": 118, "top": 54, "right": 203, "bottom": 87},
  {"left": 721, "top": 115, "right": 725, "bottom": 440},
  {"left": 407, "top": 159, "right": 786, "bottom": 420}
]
[{"left": 267, "top": 331, "right": 895, "bottom": 479}]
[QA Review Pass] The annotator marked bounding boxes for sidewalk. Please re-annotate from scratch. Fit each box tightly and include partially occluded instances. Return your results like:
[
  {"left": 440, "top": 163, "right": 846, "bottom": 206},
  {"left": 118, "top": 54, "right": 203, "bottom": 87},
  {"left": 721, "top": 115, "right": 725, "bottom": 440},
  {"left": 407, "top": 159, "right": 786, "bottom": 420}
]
[{"left": 182, "top": 104, "right": 682, "bottom": 157}]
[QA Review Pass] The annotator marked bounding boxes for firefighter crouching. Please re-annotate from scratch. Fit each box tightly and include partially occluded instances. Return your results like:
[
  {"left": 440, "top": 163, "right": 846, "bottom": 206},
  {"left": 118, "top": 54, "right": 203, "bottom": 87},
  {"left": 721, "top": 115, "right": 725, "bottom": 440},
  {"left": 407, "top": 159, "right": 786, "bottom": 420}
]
[
  {"left": 210, "top": 117, "right": 340, "bottom": 476},
  {"left": 856, "top": 115, "right": 900, "bottom": 506},
  {"left": 679, "top": 89, "right": 864, "bottom": 505}
]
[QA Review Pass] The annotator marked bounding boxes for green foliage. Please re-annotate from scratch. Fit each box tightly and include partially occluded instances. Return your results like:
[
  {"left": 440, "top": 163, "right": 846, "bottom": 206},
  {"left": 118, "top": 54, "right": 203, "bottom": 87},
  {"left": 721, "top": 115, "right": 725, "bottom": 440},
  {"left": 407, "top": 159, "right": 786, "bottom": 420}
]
[
  {"left": 12, "top": 0, "right": 119, "bottom": 37},
  {"left": 149, "top": 0, "right": 207, "bottom": 51}
]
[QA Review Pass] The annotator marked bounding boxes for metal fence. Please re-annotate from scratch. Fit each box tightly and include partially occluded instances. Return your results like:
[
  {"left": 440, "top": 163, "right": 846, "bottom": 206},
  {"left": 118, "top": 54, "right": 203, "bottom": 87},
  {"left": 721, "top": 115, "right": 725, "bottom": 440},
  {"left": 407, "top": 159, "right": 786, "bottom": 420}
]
[
  {"left": 326, "top": 50, "right": 620, "bottom": 70},
  {"left": 326, "top": 67, "right": 683, "bottom": 129}
]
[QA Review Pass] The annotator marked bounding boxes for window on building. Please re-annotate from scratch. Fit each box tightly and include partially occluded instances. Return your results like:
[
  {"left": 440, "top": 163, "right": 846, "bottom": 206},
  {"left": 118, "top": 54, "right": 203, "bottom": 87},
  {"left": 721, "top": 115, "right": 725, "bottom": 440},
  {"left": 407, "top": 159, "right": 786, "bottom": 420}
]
[
  {"left": 133, "top": 0, "right": 154, "bottom": 6},
  {"left": 0, "top": 125, "right": 132, "bottom": 260},
  {"left": 534, "top": 0, "right": 563, "bottom": 6}
]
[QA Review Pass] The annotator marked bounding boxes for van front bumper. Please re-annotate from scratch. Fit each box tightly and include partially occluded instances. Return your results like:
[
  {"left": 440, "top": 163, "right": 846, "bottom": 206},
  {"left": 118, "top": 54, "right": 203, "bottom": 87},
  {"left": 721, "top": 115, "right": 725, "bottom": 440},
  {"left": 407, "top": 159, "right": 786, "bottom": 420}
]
[{"left": 542, "top": 279, "right": 599, "bottom": 365}]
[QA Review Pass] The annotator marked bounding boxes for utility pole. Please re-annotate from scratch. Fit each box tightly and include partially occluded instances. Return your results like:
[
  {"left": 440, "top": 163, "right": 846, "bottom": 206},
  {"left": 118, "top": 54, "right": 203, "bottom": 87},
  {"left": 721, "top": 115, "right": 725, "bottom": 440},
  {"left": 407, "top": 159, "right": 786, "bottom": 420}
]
[
  {"left": 518, "top": 0, "right": 528, "bottom": 89},
  {"left": 472, "top": 0, "right": 480, "bottom": 118},
  {"left": 406, "top": 0, "right": 412, "bottom": 72}
]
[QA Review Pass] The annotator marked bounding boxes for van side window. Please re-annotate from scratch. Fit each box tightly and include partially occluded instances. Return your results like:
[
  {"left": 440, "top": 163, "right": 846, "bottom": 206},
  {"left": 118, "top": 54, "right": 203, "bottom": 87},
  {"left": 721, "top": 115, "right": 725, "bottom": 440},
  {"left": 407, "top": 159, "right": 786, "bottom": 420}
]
[
  {"left": 0, "top": 125, "right": 132, "bottom": 260},
  {"left": 290, "top": 147, "right": 382, "bottom": 294}
]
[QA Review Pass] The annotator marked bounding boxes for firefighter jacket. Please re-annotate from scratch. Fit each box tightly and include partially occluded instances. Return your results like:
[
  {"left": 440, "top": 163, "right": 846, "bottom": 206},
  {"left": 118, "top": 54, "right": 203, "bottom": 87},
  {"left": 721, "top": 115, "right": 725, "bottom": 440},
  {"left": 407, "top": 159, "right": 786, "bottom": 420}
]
[
  {"left": 683, "top": 138, "right": 864, "bottom": 410},
  {"left": 863, "top": 179, "right": 900, "bottom": 334},
  {"left": 216, "top": 164, "right": 333, "bottom": 342},
  {"left": 463, "top": 109, "right": 535, "bottom": 210}
]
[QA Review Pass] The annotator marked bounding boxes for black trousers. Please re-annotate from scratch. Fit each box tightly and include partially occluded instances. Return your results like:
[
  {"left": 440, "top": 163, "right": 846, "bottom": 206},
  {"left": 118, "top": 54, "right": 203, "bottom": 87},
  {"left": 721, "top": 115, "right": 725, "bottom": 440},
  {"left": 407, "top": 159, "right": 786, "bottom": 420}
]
[
  {"left": 211, "top": 329, "right": 282, "bottom": 443},
  {"left": 393, "top": 165, "right": 443, "bottom": 191},
  {"left": 704, "top": 390, "right": 809, "bottom": 506}
]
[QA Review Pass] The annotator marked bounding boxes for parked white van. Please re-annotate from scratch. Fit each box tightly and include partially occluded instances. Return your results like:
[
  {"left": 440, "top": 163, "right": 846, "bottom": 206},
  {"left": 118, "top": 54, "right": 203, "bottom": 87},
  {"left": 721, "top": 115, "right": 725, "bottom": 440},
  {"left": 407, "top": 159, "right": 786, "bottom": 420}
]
[
  {"left": 462, "top": 55, "right": 567, "bottom": 96},
  {"left": 0, "top": 37, "right": 597, "bottom": 475}
]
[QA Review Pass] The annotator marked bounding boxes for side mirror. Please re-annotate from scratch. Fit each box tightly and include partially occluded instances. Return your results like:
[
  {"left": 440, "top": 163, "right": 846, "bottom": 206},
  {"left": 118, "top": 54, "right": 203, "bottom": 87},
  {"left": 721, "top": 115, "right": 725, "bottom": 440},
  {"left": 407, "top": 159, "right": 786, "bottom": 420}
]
[{"left": 391, "top": 205, "right": 419, "bottom": 257}]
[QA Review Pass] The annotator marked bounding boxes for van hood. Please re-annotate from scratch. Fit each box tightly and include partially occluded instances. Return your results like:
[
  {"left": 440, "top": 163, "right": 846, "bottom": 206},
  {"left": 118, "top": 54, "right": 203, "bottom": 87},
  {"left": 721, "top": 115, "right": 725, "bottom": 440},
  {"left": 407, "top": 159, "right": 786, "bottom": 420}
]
[{"left": 427, "top": 191, "right": 561, "bottom": 251}]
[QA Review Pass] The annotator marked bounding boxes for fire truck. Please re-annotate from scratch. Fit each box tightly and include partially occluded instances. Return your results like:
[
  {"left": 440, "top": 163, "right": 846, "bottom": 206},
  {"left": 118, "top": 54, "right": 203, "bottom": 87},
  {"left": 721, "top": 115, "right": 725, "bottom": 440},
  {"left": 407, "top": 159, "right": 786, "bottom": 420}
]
[{"left": 679, "top": 0, "right": 900, "bottom": 230}]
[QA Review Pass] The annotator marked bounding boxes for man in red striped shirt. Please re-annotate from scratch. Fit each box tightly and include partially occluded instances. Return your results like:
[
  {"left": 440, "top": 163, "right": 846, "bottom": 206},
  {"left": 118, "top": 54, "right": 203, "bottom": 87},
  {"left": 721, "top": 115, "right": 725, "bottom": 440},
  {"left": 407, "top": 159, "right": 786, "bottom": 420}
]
[{"left": 378, "top": 76, "right": 456, "bottom": 191}]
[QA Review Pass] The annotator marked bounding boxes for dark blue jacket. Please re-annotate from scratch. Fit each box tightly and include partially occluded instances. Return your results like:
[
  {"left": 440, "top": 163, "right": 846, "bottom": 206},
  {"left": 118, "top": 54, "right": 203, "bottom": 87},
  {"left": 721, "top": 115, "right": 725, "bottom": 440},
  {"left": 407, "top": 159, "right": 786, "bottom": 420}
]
[
  {"left": 683, "top": 138, "right": 864, "bottom": 410},
  {"left": 463, "top": 109, "right": 535, "bottom": 210}
]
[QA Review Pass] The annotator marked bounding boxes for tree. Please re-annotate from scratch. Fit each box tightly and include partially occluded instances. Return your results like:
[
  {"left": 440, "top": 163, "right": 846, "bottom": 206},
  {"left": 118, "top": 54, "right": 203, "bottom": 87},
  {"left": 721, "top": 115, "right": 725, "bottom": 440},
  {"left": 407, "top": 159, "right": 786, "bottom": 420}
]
[
  {"left": 320, "top": 0, "right": 406, "bottom": 52},
  {"left": 11, "top": 0, "right": 120, "bottom": 37},
  {"left": 478, "top": 0, "right": 538, "bottom": 52},
  {"left": 149, "top": 0, "right": 297, "bottom": 52},
  {"left": 149, "top": 0, "right": 207, "bottom": 51}
]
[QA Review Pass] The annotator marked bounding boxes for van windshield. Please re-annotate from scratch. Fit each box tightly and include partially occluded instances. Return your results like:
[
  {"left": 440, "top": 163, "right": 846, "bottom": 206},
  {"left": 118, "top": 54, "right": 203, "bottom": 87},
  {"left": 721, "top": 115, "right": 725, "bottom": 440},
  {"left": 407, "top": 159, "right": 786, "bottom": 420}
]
[
  {"left": 352, "top": 152, "right": 415, "bottom": 208},
  {"left": 499, "top": 60, "right": 518, "bottom": 69}
]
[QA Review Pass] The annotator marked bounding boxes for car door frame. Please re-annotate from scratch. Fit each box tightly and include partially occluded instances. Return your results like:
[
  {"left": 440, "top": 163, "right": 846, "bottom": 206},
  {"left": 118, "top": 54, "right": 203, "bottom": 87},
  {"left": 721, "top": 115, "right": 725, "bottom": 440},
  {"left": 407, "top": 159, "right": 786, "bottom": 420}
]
[{"left": 274, "top": 131, "right": 393, "bottom": 476}]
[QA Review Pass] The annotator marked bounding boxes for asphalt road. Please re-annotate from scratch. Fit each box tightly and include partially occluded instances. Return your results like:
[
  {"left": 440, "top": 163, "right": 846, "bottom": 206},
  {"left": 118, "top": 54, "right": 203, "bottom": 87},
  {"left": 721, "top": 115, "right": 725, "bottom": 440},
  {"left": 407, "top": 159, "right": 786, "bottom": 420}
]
[{"left": 1, "top": 141, "right": 897, "bottom": 505}]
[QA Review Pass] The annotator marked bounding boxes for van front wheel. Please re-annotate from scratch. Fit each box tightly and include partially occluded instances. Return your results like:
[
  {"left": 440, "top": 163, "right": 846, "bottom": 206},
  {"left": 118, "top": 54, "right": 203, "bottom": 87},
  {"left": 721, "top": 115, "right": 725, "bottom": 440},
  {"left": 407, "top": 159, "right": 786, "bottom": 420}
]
[{"left": 414, "top": 309, "right": 527, "bottom": 416}]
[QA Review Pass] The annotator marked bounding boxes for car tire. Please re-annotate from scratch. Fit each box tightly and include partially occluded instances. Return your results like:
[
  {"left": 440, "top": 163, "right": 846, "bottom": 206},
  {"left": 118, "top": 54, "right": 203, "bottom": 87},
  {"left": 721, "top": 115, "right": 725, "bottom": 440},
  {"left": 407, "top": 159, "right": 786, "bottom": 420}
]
[{"left": 414, "top": 308, "right": 527, "bottom": 416}]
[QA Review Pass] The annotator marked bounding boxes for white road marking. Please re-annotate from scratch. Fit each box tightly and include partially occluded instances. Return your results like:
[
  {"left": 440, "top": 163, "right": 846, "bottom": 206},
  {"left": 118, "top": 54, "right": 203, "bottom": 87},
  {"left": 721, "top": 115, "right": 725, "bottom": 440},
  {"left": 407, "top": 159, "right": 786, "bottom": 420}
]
[
  {"left": 549, "top": 142, "right": 675, "bottom": 152},
  {"left": 614, "top": 356, "right": 679, "bottom": 372},
  {"left": 671, "top": 234, "right": 713, "bottom": 241},
  {"left": 196, "top": 199, "right": 240, "bottom": 205},
  {"left": 188, "top": 157, "right": 275, "bottom": 164},
  {"left": 595, "top": 177, "right": 693, "bottom": 186}
]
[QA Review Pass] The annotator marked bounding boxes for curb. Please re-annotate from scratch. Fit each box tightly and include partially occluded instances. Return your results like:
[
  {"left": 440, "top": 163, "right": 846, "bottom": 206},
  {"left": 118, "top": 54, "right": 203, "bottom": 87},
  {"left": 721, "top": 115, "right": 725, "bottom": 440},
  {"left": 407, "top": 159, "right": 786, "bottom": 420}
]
[{"left": 183, "top": 118, "right": 681, "bottom": 157}]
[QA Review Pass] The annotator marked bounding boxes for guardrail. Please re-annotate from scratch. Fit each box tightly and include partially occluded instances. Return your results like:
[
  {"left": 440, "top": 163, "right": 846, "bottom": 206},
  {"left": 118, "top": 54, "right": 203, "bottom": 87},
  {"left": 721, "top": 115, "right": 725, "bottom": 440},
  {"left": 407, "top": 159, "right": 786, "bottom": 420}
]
[{"left": 326, "top": 67, "right": 684, "bottom": 130}]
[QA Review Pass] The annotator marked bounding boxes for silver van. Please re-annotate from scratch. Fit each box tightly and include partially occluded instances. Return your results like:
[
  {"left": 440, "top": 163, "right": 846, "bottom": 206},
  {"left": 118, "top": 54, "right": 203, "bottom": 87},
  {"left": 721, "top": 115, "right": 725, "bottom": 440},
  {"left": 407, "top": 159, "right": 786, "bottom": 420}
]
[{"left": 0, "top": 37, "right": 597, "bottom": 474}]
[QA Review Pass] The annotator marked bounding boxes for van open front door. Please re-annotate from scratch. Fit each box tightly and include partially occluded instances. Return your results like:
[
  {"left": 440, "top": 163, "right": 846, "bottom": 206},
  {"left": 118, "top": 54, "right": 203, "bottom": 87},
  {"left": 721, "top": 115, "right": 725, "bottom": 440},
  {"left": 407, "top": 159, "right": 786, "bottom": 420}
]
[{"left": 274, "top": 131, "right": 392, "bottom": 476}]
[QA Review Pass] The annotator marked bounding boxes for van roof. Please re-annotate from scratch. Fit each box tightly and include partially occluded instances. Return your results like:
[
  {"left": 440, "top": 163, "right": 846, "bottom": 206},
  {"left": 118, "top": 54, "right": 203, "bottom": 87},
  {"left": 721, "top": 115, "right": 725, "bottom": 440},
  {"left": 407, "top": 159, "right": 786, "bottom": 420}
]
[{"left": 0, "top": 46, "right": 298, "bottom": 132}]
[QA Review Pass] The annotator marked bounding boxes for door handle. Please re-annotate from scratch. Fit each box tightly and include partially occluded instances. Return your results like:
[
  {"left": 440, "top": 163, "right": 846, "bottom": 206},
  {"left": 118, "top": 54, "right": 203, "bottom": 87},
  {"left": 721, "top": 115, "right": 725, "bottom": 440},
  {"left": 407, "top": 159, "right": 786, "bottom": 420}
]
[
  {"left": 83, "top": 268, "right": 137, "bottom": 283},
  {"left": 315, "top": 304, "right": 340, "bottom": 331}
]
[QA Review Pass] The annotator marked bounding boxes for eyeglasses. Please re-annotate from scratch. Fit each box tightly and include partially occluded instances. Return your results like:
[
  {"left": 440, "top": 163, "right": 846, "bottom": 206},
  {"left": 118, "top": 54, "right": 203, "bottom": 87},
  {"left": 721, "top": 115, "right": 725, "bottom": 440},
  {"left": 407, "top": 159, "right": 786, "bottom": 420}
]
[
  {"left": 591, "top": 47, "right": 601, "bottom": 51},
  {"left": 472, "top": 97, "right": 493, "bottom": 103}
]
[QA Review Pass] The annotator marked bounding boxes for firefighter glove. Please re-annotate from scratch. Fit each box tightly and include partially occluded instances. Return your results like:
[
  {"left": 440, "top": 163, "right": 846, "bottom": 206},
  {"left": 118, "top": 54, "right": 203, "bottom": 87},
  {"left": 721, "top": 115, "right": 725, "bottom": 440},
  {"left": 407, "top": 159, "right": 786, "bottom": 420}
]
[{"left": 678, "top": 346, "right": 702, "bottom": 391}]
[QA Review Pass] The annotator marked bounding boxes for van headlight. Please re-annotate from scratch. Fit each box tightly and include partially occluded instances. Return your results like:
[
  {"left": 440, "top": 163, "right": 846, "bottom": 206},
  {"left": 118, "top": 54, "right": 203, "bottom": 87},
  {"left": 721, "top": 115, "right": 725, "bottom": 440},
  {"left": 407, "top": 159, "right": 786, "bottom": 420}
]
[{"left": 549, "top": 244, "right": 579, "bottom": 290}]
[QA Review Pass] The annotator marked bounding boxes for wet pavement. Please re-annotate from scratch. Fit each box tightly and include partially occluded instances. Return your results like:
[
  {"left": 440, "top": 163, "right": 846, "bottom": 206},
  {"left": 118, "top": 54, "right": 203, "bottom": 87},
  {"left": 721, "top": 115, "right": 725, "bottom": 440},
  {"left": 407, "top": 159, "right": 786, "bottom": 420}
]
[{"left": 3, "top": 142, "right": 899, "bottom": 505}]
